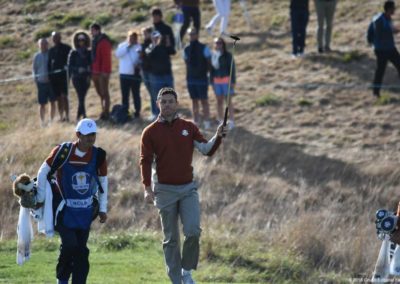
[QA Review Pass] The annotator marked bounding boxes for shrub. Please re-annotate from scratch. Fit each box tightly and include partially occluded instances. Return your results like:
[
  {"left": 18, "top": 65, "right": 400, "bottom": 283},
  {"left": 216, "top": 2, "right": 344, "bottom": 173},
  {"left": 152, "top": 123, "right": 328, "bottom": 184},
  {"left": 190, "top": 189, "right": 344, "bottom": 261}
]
[
  {"left": 342, "top": 50, "right": 363, "bottom": 63},
  {"left": 298, "top": 98, "right": 313, "bottom": 107},
  {"left": 94, "top": 13, "right": 112, "bottom": 26},
  {"left": 130, "top": 11, "right": 147, "bottom": 23},
  {"left": 17, "top": 49, "right": 35, "bottom": 61},
  {"left": 34, "top": 26, "right": 54, "bottom": 41},
  {"left": 255, "top": 94, "right": 280, "bottom": 107},
  {"left": 0, "top": 36, "right": 15, "bottom": 48}
]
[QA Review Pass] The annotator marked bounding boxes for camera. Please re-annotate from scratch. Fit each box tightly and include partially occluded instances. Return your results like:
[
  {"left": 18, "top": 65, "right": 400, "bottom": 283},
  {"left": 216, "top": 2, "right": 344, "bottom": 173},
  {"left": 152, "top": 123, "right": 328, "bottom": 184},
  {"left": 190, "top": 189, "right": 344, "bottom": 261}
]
[{"left": 375, "top": 209, "right": 399, "bottom": 234}]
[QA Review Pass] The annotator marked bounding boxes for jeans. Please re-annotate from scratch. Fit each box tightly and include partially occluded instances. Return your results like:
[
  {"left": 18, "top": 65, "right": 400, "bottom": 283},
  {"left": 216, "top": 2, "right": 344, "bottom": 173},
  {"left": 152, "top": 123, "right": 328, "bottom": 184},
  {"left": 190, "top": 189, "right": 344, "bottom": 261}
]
[
  {"left": 72, "top": 76, "right": 90, "bottom": 119},
  {"left": 290, "top": 9, "right": 309, "bottom": 55},
  {"left": 373, "top": 48, "right": 400, "bottom": 96},
  {"left": 56, "top": 224, "right": 90, "bottom": 284},
  {"left": 119, "top": 74, "right": 142, "bottom": 117},
  {"left": 148, "top": 73, "right": 174, "bottom": 116}
]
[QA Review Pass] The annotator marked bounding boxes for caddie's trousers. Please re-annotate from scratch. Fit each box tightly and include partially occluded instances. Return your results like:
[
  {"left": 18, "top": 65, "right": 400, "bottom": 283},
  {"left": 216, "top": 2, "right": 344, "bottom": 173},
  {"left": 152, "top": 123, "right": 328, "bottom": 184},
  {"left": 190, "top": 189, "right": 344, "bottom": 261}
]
[{"left": 155, "top": 182, "right": 201, "bottom": 284}]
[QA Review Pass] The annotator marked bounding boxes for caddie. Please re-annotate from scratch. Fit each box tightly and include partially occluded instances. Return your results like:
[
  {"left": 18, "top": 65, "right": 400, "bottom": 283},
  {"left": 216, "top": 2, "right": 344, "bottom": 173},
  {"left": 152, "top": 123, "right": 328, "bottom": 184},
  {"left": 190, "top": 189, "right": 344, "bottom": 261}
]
[{"left": 36, "top": 118, "right": 108, "bottom": 284}]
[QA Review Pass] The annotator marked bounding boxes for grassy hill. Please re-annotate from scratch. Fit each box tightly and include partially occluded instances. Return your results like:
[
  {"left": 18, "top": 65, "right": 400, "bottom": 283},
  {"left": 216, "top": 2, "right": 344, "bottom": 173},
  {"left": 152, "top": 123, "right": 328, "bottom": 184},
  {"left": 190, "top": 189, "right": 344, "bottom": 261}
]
[{"left": 1, "top": 0, "right": 400, "bottom": 282}]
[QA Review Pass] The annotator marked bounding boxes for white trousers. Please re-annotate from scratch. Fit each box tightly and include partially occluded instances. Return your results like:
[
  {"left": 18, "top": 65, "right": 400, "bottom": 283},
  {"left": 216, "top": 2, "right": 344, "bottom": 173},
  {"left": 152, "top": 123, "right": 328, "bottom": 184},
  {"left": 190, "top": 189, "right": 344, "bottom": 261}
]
[{"left": 206, "top": 0, "right": 231, "bottom": 35}]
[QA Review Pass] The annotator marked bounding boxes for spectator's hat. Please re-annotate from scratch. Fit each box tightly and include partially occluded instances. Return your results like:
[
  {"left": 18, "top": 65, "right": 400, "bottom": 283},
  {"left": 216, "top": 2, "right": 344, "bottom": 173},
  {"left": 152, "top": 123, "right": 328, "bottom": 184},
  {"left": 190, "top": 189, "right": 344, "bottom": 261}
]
[
  {"left": 76, "top": 118, "right": 97, "bottom": 135},
  {"left": 77, "top": 33, "right": 86, "bottom": 40},
  {"left": 151, "top": 30, "right": 161, "bottom": 38}
]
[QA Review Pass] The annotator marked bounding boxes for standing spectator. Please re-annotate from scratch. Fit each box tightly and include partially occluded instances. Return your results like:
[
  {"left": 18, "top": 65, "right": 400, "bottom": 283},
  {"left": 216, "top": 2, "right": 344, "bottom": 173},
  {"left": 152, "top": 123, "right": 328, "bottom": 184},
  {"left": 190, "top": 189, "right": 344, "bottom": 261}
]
[
  {"left": 174, "top": 0, "right": 201, "bottom": 42},
  {"left": 205, "top": 0, "right": 231, "bottom": 36},
  {"left": 140, "top": 87, "right": 227, "bottom": 284},
  {"left": 33, "top": 38, "right": 56, "bottom": 127},
  {"left": 290, "top": 0, "right": 309, "bottom": 58},
  {"left": 36, "top": 118, "right": 108, "bottom": 284},
  {"left": 315, "top": 0, "right": 337, "bottom": 53},
  {"left": 115, "top": 30, "right": 142, "bottom": 119},
  {"left": 152, "top": 7, "right": 176, "bottom": 55},
  {"left": 145, "top": 30, "right": 174, "bottom": 121},
  {"left": 140, "top": 26, "right": 156, "bottom": 118},
  {"left": 210, "top": 37, "right": 236, "bottom": 129},
  {"left": 68, "top": 32, "right": 92, "bottom": 121},
  {"left": 368, "top": 0, "right": 400, "bottom": 98},
  {"left": 183, "top": 27, "right": 211, "bottom": 129},
  {"left": 91, "top": 23, "right": 112, "bottom": 120},
  {"left": 48, "top": 31, "right": 71, "bottom": 122}
]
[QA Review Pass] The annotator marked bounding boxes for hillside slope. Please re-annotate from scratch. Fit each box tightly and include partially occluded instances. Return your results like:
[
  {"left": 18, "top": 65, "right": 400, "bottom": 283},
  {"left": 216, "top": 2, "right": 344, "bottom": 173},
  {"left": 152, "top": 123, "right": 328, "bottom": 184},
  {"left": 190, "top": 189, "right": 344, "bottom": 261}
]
[{"left": 1, "top": 0, "right": 400, "bottom": 280}]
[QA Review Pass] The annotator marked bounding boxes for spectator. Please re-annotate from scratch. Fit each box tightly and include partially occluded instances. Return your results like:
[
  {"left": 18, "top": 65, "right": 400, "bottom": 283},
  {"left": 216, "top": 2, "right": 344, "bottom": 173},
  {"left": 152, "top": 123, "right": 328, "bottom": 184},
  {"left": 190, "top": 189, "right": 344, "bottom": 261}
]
[
  {"left": 174, "top": 0, "right": 201, "bottom": 41},
  {"left": 140, "top": 26, "right": 158, "bottom": 119},
  {"left": 33, "top": 38, "right": 56, "bottom": 127},
  {"left": 68, "top": 32, "right": 92, "bottom": 121},
  {"left": 145, "top": 30, "right": 174, "bottom": 121},
  {"left": 290, "top": 0, "right": 309, "bottom": 58},
  {"left": 315, "top": 0, "right": 338, "bottom": 53},
  {"left": 368, "top": 0, "right": 400, "bottom": 98},
  {"left": 183, "top": 27, "right": 211, "bottom": 129},
  {"left": 152, "top": 7, "right": 176, "bottom": 55},
  {"left": 115, "top": 30, "right": 142, "bottom": 119},
  {"left": 205, "top": 0, "right": 231, "bottom": 36},
  {"left": 140, "top": 87, "right": 227, "bottom": 284},
  {"left": 48, "top": 31, "right": 71, "bottom": 122},
  {"left": 90, "top": 23, "right": 112, "bottom": 120},
  {"left": 210, "top": 37, "right": 236, "bottom": 129}
]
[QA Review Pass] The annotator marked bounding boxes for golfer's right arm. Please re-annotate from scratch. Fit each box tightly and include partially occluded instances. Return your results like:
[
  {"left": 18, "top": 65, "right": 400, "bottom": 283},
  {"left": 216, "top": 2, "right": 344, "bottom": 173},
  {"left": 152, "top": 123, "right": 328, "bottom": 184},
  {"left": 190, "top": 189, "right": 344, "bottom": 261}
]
[{"left": 140, "top": 129, "right": 155, "bottom": 203}]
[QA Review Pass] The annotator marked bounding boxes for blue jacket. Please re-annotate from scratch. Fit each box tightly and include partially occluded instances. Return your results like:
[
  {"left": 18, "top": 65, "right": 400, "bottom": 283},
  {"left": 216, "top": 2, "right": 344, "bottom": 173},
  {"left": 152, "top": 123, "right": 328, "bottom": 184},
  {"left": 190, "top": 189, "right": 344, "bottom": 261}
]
[{"left": 368, "top": 13, "right": 396, "bottom": 51}]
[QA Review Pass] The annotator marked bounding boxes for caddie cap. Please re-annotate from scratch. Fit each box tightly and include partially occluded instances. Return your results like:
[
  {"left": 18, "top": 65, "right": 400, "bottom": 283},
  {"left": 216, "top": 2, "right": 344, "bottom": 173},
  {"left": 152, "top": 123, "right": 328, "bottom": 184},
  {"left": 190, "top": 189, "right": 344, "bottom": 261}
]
[{"left": 76, "top": 118, "right": 97, "bottom": 135}]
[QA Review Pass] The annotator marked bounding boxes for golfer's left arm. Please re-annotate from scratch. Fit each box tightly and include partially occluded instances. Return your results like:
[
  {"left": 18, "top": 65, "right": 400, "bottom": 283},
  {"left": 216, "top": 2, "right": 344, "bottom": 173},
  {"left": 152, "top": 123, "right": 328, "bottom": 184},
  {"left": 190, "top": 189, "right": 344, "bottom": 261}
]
[{"left": 194, "top": 124, "right": 227, "bottom": 156}]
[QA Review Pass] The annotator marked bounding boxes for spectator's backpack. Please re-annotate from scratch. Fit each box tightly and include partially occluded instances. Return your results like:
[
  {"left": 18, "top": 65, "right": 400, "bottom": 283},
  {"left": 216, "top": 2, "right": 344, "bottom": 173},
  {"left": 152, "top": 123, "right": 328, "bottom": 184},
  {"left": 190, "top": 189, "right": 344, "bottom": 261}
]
[{"left": 110, "top": 104, "right": 129, "bottom": 124}]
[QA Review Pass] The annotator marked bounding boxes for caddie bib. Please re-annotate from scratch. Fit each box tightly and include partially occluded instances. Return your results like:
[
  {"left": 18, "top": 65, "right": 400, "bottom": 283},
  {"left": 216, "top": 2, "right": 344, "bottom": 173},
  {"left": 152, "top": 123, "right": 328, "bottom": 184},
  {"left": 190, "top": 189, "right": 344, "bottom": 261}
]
[{"left": 60, "top": 147, "right": 98, "bottom": 230}]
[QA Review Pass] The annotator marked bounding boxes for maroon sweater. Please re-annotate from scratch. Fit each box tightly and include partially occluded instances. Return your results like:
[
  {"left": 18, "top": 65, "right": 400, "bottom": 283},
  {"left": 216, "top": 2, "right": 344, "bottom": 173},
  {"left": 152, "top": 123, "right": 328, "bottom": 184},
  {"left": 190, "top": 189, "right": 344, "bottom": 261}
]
[{"left": 140, "top": 117, "right": 221, "bottom": 187}]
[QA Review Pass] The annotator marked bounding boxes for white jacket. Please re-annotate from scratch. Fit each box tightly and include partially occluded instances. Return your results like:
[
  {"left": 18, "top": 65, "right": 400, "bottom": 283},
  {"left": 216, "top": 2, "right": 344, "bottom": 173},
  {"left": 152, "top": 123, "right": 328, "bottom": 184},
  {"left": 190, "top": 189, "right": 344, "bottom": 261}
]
[{"left": 115, "top": 41, "right": 142, "bottom": 75}]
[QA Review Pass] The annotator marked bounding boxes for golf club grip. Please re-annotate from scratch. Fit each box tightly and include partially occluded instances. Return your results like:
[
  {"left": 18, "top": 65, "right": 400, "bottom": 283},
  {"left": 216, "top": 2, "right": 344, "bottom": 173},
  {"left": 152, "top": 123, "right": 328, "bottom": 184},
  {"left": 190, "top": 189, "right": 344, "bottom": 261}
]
[
  {"left": 222, "top": 107, "right": 229, "bottom": 137},
  {"left": 223, "top": 107, "right": 228, "bottom": 126}
]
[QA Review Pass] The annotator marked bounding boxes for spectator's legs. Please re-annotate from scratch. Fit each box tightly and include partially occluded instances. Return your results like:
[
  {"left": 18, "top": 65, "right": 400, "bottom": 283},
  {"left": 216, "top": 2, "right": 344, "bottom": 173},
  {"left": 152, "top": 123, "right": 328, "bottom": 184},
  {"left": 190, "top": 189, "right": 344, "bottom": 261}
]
[
  {"left": 192, "top": 99, "right": 200, "bottom": 124},
  {"left": 219, "top": 0, "right": 231, "bottom": 35},
  {"left": 132, "top": 74, "right": 142, "bottom": 118},
  {"left": 39, "top": 104, "right": 46, "bottom": 126},
  {"left": 50, "top": 100, "right": 56, "bottom": 121},
  {"left": 100, "top": 73, "right": 110, "bottom": 118},
  {"left": 193, "top": 7, "right": 201, "bottom": 35},
  {"left": 93, "top": 73, "right": 110, "bottom": 119},
  {"left": 315, "top": 0, "right": 325, "bottom": 51},
  {"left": 373, "top": 50, "right": 389, "bottom": 97},
  {"left": 73, "top": 77, "right": 89, "bottom": 120},
  {"left": 180, "top": 6, "right": 192, "bottom": 41},
  {"left": 290, "top": 10, "right": 299, "bottom": 55},
  {"left": 206, "top": 0, "right": 222, "bottom": 33},
  {"left": 324, "top": 0, "right": 337, "bottom": 50},
  {"left": 298, "top": 10, "right": 309, "bottom": 54},
  {"left": 120, "top": 75, "right": 131, "bottom": 111}
]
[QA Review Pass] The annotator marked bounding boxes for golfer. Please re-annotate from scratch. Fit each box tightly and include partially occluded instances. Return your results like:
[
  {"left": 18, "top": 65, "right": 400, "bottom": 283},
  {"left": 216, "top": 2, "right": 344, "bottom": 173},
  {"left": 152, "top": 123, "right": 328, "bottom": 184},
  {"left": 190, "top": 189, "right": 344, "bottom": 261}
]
[{"left": 140, "top": 87, "right": 227, "bottom": 284}]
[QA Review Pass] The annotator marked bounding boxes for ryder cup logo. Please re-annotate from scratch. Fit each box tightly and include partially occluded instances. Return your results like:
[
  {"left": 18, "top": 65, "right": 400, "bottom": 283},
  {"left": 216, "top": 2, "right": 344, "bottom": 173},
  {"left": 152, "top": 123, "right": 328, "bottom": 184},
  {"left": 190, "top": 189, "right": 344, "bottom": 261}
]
[
  {"left": 71, "top": 172, "right": 90, "bottom": 194},
  {"left": 182, "top": 129, "right": 189, "bottom": 136}
]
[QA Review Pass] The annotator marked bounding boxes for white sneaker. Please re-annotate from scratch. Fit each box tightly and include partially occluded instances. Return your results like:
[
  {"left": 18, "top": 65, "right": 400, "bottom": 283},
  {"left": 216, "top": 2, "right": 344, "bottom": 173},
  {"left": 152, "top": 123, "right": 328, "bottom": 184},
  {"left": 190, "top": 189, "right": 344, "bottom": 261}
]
[{"left": 182, "top": 269, "right": 195, "bottom": 284}]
